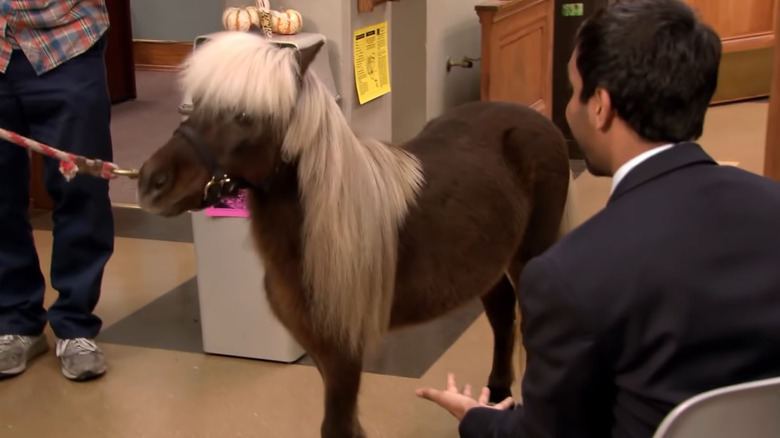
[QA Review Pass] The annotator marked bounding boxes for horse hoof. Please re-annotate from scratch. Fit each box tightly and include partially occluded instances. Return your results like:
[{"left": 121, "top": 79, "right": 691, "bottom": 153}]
[
  {"left": 321, "top": 423, "right": 366, "bottom": 438},
  {"left": 487, "top": 385, "right": 512, "bottom": 404}
]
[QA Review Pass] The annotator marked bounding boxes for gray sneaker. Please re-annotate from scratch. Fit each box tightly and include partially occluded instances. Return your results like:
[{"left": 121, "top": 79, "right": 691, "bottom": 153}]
[
  {"left": 0, "top": 334, "right": 50, "bottom": 379},
  {"left": 55, "top": 338, "right": 107, "bottom": 381}
]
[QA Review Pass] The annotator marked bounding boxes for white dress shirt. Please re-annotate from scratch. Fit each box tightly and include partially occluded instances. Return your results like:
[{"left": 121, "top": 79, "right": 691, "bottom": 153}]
[{"left": 610, "top": 143, "right": 675, "bottom": 195}]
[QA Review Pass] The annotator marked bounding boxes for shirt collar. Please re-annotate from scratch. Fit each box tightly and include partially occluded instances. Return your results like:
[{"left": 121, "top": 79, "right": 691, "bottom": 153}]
[{"left": 610, "top": 143, "right": 675, "bottom": 195}]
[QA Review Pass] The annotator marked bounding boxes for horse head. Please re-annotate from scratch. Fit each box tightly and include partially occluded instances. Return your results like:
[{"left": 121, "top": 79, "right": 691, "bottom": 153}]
[{"left": 136, "top": 31, "right": 323, "bottom": 216}]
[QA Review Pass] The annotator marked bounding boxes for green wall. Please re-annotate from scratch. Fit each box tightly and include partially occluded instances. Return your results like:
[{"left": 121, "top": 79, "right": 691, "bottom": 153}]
[{"left": 130, "top": 0, "right": 223, "bottom": 41}]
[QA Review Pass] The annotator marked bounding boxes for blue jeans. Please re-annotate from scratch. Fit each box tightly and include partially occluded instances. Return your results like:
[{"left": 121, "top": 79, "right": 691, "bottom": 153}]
[{"left": 0, "top": 36, "right": 114, "bottom": 339}]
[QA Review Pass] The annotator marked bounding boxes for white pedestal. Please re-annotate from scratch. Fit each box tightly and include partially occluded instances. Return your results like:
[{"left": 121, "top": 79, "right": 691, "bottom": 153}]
[
  {"left": 191, "top": 211, "right": 306, "bottom": 362},
  {"left": 182, "top": 31, "right": 339, "bottom": 363}
]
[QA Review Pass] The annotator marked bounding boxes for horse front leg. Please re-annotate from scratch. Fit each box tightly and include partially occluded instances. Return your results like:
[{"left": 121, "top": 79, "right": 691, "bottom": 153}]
[
  {"left": 310, "top": 346, "right": 366, "bottom": 438},
  {"left": 261, "top": 278, "right": 365, "bottom": 437}
]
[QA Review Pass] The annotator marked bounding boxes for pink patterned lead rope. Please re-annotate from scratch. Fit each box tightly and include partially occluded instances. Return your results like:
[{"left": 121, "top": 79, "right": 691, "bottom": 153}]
[{"left": 0, "top": 126, "right": 121, "bottom": 181}]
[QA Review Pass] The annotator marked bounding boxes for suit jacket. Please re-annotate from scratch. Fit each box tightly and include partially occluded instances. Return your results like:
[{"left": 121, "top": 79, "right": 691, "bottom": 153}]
[{"left": 459, "top": 143, "right": 780, "bottom": 437}]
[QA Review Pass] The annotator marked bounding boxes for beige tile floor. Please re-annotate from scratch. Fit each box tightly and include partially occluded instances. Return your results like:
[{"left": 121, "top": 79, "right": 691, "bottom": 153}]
[{"left": 0, "top": 100, "right": 770, "bottom": 438}]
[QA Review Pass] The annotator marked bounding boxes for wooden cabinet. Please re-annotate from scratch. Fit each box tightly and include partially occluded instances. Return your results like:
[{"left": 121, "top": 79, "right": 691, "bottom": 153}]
[
  {"left": 681, "top": 0, "right": 778, "bottom": 103},
  {"left": 358, "top": 0, "right": 399, "bottom": 13},
  {"left": 683, "top": 0, "right": 776, "bottom": 53},
  {"left": 475, "top": 0, "right": 554, "bottom": 118}
]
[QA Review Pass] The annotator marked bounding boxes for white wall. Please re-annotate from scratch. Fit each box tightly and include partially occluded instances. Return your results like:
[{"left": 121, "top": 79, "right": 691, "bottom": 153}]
[
  {"left": 263, "top": 0, "right": 393, "bottom": 141},
  {"left": 390, "top": 0, "right": 483, "bottom": 143},
  {"left": 167, "top": 0, "right": 481, "bottom": 144},
  {"left": 131, "top": 0, "right": 222, "bottom": 41},
  {"left": 425, "top": 0, "right": 482, "bottom": 120},
  {"left": 390, "top": 0, "right": 427, "bottom": 144}
]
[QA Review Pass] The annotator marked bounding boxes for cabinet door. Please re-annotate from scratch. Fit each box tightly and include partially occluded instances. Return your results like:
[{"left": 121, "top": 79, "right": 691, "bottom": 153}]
[
  {"left": 764, "top": 1, "right": 780, "bottom": 181},
  {"left": 476, "top": 0, "right": 554, "bottom": 117},
  {"left": 681, "top": 0, "right": 777, "bottom": 103},
  {"left": 683, "top": 0, "right": 776, "bottom": 52}
]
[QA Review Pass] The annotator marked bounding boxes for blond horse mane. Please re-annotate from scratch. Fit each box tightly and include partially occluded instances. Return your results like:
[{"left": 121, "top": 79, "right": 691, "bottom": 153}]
[{"left": 180, "top": 31, "right": 426, "bottom": 353}]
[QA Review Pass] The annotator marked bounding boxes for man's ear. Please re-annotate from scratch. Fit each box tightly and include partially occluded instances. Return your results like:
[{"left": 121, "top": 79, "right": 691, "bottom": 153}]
[
  {"left": 296, "top": 39, "right": 324, "bottom": 77},
  {"left": 592, "top": 87, "right": 615, "bottom": 131}
]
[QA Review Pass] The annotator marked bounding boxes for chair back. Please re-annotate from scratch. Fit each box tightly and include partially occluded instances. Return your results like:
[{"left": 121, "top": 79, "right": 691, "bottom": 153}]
[{"left": 653, "top": 376, "right": 780, "bottom": 438}]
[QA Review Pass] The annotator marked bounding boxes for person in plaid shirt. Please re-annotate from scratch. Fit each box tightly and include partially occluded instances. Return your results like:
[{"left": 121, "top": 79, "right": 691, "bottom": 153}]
[{"left": 0, "top": 0, "right": 114, "bottom": 381}]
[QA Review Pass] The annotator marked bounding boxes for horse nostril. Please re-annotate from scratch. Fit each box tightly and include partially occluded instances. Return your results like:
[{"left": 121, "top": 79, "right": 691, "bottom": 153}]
[
  {"left": 139, "top": 167, "right": 172, "bottom": 195},
  {"left": 152, "top": 171, "right": 169, "bottom": 190}
]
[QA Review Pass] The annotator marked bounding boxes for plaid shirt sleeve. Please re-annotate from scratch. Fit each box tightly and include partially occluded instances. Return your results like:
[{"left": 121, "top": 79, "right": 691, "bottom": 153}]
[{"left": 0, "top": 0, "right": 110, "bottom": 75}]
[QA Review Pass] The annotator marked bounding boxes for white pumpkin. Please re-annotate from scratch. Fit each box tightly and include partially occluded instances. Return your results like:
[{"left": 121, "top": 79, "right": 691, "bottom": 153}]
[{"left": 221, "top": 6, "right": 262, "bottom": 32}]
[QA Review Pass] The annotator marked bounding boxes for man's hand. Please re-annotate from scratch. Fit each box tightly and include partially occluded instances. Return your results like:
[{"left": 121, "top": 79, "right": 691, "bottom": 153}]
[{"left": 416, "top": 373, "right": 515, "bottom": 421}]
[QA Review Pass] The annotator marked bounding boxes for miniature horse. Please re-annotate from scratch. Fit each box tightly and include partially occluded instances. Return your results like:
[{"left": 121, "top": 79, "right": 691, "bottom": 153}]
[{"left": 137, "top": 31, "right": 576, "bottom": 438}]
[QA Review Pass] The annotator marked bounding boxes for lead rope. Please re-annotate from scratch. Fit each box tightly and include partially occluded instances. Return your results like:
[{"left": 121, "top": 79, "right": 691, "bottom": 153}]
[{"left": 0, "top": 127, "right": 139, "bottom": 181}]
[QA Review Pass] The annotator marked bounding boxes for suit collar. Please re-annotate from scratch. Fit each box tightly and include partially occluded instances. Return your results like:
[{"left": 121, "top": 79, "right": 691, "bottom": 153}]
[
  {"left": 608, "top": 142, "right": 717, "bottom": 204},
  {"left": 610, "top": 143, "right": 675, "bottom": 195}
]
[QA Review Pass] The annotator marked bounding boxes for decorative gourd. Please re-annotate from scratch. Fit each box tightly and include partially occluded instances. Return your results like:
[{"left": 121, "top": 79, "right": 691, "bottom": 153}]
[
  {"left": 221, "top": 1, "right": 303, "bottom": 35},
  {"left": 271, "top": 9, "right": 303, "bottom": 35},
  {"left": 221, "top": 6, "right": 262, "bottom": 32}
]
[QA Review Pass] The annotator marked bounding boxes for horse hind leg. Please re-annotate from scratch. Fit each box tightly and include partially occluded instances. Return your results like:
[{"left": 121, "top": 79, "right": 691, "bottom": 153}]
[
  {"left": 480, "top": 274, "right": 518, "bottom": 403},
  {"left": 507, "top": 166, "right": 573, "bottom": 384}
]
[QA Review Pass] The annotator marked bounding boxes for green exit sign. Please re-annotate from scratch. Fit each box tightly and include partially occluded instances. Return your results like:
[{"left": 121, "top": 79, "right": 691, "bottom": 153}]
[{"left": 562, "top": 3, "right": 584, "bottom": 17}]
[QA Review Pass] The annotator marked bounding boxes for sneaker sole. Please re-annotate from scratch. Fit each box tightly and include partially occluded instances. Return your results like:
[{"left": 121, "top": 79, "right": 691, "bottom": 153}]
[
  {"left": 62, "top": 365, "right": 107, "bottom": 382},
  {"left": 0, "top": 337, "right": 50, "bottom": 379},
  {"left": 0, "top": 366, "right": 26, "bottom": 379}
]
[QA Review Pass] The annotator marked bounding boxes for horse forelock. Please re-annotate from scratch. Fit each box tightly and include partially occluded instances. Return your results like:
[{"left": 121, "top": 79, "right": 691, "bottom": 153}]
[
  {"left": 179, "top": 31, "right": 300, "bottom": 125},
  {"left": 283, "top": 73, "right": 426, "bottom": 354}
]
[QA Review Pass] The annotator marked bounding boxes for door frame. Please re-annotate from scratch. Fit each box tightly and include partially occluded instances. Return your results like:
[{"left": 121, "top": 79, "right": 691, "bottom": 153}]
[{"left": 766, "top": 2, "right": 780, "bottom": 181}]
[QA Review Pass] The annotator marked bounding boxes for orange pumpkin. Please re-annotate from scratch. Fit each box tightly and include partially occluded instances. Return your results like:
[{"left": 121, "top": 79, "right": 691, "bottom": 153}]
[{"left": 271, "top": 9, "right": 303, "bottom": 35}]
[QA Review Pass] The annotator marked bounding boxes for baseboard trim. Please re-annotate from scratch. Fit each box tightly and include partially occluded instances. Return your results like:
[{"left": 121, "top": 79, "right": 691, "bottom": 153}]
[
  {"left": 133, "top": 39, "right": 193, "bottom": 72},
  {"left": 711, "top": 47, "right": 773, "bottom": 104},
  {"left": 31, "top": 205, "right": 194, "bottom": 243}
]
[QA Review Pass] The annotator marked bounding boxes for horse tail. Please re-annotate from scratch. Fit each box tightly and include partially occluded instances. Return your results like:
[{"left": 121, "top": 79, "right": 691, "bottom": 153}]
[{"left": 557, "top": 168, "right": 579, "bottom": 239}]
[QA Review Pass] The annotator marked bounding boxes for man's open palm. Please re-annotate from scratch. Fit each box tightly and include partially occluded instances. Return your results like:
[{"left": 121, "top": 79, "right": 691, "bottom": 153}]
[{"left": 416, "top": 373, "right": 515, "bottom": 421}]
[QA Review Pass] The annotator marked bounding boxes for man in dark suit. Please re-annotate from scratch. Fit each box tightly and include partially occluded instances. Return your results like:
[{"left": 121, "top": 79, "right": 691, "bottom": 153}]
[{"left": 416, "top": 0, "right": 780, "bottom": 436}]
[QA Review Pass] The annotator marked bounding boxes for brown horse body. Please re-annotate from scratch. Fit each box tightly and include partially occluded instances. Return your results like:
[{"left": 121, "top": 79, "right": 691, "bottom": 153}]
[{"left": 137, "top": 31, "right": 575, "bottom": 438}]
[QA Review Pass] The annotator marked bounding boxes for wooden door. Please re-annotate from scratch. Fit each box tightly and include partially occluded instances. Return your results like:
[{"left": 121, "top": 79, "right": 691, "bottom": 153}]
[
  {"left": 105, "top": 0, "right": 137, "bottom": 104},
  {"left": 681, "top": 0, "right": 778, "bottom": 104},
  {"left": 475, "top": 0, "right": 554, "bottom": 118},
  {"left": 766, "top": 1, "right": 780, "bottom": 181}
]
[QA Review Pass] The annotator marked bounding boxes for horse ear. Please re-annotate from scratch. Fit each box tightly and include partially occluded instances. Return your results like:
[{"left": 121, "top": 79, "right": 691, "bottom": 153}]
[
  {"left": 248, "top": 24, "right": 264, "bottom": 35},
  {"left": 296, "top": 39, "right": 324, "bottom": 77}
]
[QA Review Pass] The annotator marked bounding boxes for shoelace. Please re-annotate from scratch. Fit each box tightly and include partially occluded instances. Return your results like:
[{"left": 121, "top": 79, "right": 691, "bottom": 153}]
[
  {"left": 56, "top": 338, "right": 98, "bottom": 357},
  {"left": 0, "top": 335, "right": 24, "bottom": 351}
]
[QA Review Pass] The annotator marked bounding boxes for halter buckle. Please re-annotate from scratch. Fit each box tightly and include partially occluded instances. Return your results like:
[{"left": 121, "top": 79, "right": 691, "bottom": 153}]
[{"left": 203, "top": 175, "right": 240, "bottom": 205}]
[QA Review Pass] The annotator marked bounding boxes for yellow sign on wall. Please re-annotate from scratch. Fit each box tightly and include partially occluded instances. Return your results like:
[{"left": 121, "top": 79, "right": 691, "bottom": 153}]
[{"left": 353, "top": 21, "right": 391, "bottom": 105}]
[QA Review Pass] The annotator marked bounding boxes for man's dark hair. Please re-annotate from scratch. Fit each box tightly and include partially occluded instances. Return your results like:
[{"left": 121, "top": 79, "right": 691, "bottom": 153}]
[{"left": 574, "top": 0, "right": 722, "bottom": 143}]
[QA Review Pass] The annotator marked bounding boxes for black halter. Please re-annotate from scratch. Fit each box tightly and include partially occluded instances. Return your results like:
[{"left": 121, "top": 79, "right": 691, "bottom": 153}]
[{"left": 176, "top": 124, "right": 245, "bottom": 208}]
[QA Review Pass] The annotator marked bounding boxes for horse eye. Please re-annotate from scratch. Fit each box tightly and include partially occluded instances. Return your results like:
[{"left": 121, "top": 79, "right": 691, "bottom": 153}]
[
  {"left": 235, "top": 112, "right": 251, "bottom": 124},
  {"left": 232, "top": 140, "right": 252, "bottom": 155}
]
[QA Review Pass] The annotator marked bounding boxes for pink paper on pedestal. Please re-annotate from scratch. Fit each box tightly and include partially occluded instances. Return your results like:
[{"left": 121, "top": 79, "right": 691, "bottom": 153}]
[{"left": 205, "top": 189, "right": 250, "bottom": 218}]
